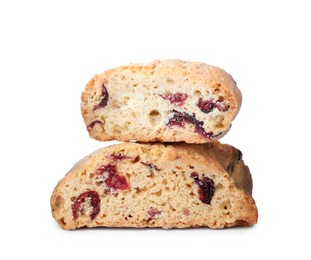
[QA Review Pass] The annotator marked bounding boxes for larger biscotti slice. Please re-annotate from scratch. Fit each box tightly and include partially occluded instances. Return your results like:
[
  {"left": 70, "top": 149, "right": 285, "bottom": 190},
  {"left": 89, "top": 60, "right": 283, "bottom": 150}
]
[
  {"left": 51, "top": 142, "right": 257, "bottom": 230},
  {"left": 81, "top": 60, "right": 242, "bottom": 143}
]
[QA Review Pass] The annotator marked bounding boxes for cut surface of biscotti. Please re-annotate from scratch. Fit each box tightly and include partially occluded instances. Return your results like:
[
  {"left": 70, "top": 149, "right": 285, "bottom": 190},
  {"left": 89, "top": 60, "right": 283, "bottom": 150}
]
[
  {"left": 51, "top": 142, "right": 258, "bottom": 230},
  {"left": 81, "top": 60, "right": 242, "bottom": 143}
]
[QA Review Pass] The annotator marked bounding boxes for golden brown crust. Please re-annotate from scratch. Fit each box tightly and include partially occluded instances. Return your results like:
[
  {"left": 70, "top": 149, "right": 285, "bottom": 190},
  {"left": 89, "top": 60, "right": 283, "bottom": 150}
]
[
  {"left": 51, "top": 142, "right": 257, "bottom": 230},
  {"left": 81, "top": 60, "right": 242, "bottom": 144}
]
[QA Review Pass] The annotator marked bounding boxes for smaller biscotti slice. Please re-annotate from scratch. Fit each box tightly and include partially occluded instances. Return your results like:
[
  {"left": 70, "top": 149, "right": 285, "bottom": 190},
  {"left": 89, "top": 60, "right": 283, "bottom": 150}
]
[
  {"left": 81, "top": 60, "right": 241, "bottom": 143},
  {"left": 51, "top": 142, "right": 258, "bottom": 230}
]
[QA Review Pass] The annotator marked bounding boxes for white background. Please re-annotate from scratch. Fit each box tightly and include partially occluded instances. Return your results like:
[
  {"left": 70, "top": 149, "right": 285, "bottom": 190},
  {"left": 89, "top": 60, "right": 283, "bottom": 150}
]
[{"left": 1, "top": 0, "right": 310, "bottom": 259}]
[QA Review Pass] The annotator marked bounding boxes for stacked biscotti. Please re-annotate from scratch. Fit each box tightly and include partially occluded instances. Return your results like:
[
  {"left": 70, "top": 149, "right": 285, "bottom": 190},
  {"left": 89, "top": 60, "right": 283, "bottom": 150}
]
[{"left": 51, "top": 60, "right": 258, "bottom": 229}]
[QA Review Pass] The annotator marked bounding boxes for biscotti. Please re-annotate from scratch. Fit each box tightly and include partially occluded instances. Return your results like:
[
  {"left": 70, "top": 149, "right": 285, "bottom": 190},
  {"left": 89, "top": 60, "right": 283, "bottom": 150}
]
[
  {"left": 81, "top": 60, "right": 242, "bottom": 143},
  {"left": 51, "top": 142, "right": 258, "bottom": 230}
]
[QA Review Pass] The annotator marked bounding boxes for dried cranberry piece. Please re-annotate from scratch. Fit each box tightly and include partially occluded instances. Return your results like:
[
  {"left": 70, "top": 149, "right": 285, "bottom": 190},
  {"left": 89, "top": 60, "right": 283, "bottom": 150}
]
[
  {"left": 197, "top": 98, "right": 215, "bottom": 114},
  {"left": 167, "top": 110, "right": 202, "bottom": 128},
  {"left": 197, "top": 98, "right": 229, "bottom": 114},
  {"left": 167, "top": 110, "right": 215, "bottom": 140},
  {"left": 159, "top": 92, "right": 188, "bottom": 106},
  {"left": 190, "top": 172, "right": 215, "bottom": 204},
  {"left": 93, "top": 83, "right": 109, "bottom": 111},
  {"left": 72, "top": 190, "right": 100, "bottom": 220},
  {"left": 105, "top": 173, "right": 128, "bottom": 190},
  {"left": 147, "top": 208, "right": 161, "bottom": 218},
  {"left": 95, "top": 164, "right": 129, "bottom": 191},
  {"left": 194, "top": 124, "right": 214, "bottom": 140},
  {"left": 141, "top": 162, "right": 160, "bottom": 171},
  {"left": 87, "top": 120, "right": 103, "bottom": 130}
]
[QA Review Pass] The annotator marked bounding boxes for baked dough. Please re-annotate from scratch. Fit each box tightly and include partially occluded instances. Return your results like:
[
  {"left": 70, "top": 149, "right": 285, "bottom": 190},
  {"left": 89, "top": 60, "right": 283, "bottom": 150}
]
[
  {"left": 81, "top": 60, "right": 242, "bottom": 143},
  {"left": 51, "top": 142, "right": 257, "bottom": 230}
]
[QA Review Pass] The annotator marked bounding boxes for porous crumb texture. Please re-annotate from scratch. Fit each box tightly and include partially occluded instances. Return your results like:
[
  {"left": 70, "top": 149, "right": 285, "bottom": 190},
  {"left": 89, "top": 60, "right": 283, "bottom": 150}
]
[
  {"left": 51, "top": 142, "right": 258, "bottom": 230},
  {"left": 81, "top": 60, "right": 242, "bottom": 143}
]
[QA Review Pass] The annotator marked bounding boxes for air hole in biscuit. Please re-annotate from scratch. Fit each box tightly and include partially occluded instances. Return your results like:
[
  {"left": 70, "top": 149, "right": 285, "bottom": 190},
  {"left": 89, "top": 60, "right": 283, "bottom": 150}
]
[
  {"left": 166, "top": 78, "right": 175, "bottom": 85},
  {"left": 169, "top": 205, "right": 176, "bottom": 211},
  {"left": 132, "top": 156, "right": 140, "bottom": 163},
  {"left": 152, "top": 190, "right": 162, "bottom": 196},
  {"left": 147, "top": 170, "right": 155, "bottom": 178},
  {"left": 123, "top": 96, "right": 129, "bottom": 104},
  {"left": 194, "top": 90, "right": 202, "bottom": 97},
  {"left": 220, "top": 200, "right": 231, "bottom": 213},
  {"left": 55, "top": 196, "right": 64, "bottom": 209},
  {"left": 60, "top": 218, "right": 66, "bottom": 226},
  {"left": 216, "top": 122, "right": 224, "bottom": 129},
  {"left": 214, "top": 114, "right": 224, "bottom": 128},
  {"left": 111, "top": 100, "right": 121, "bottom": 109},
  {"left": 216, "top": 183, "right": 224, "bottom": 189},
  {"left": 218, "top": 96, "right": 224, "bottom": 102},
  {"left": 135, "top": 186, "right": 143, "bottom": 193},
  {"left": 149, "top": 110, "right": 161, "bottom": 126}
]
